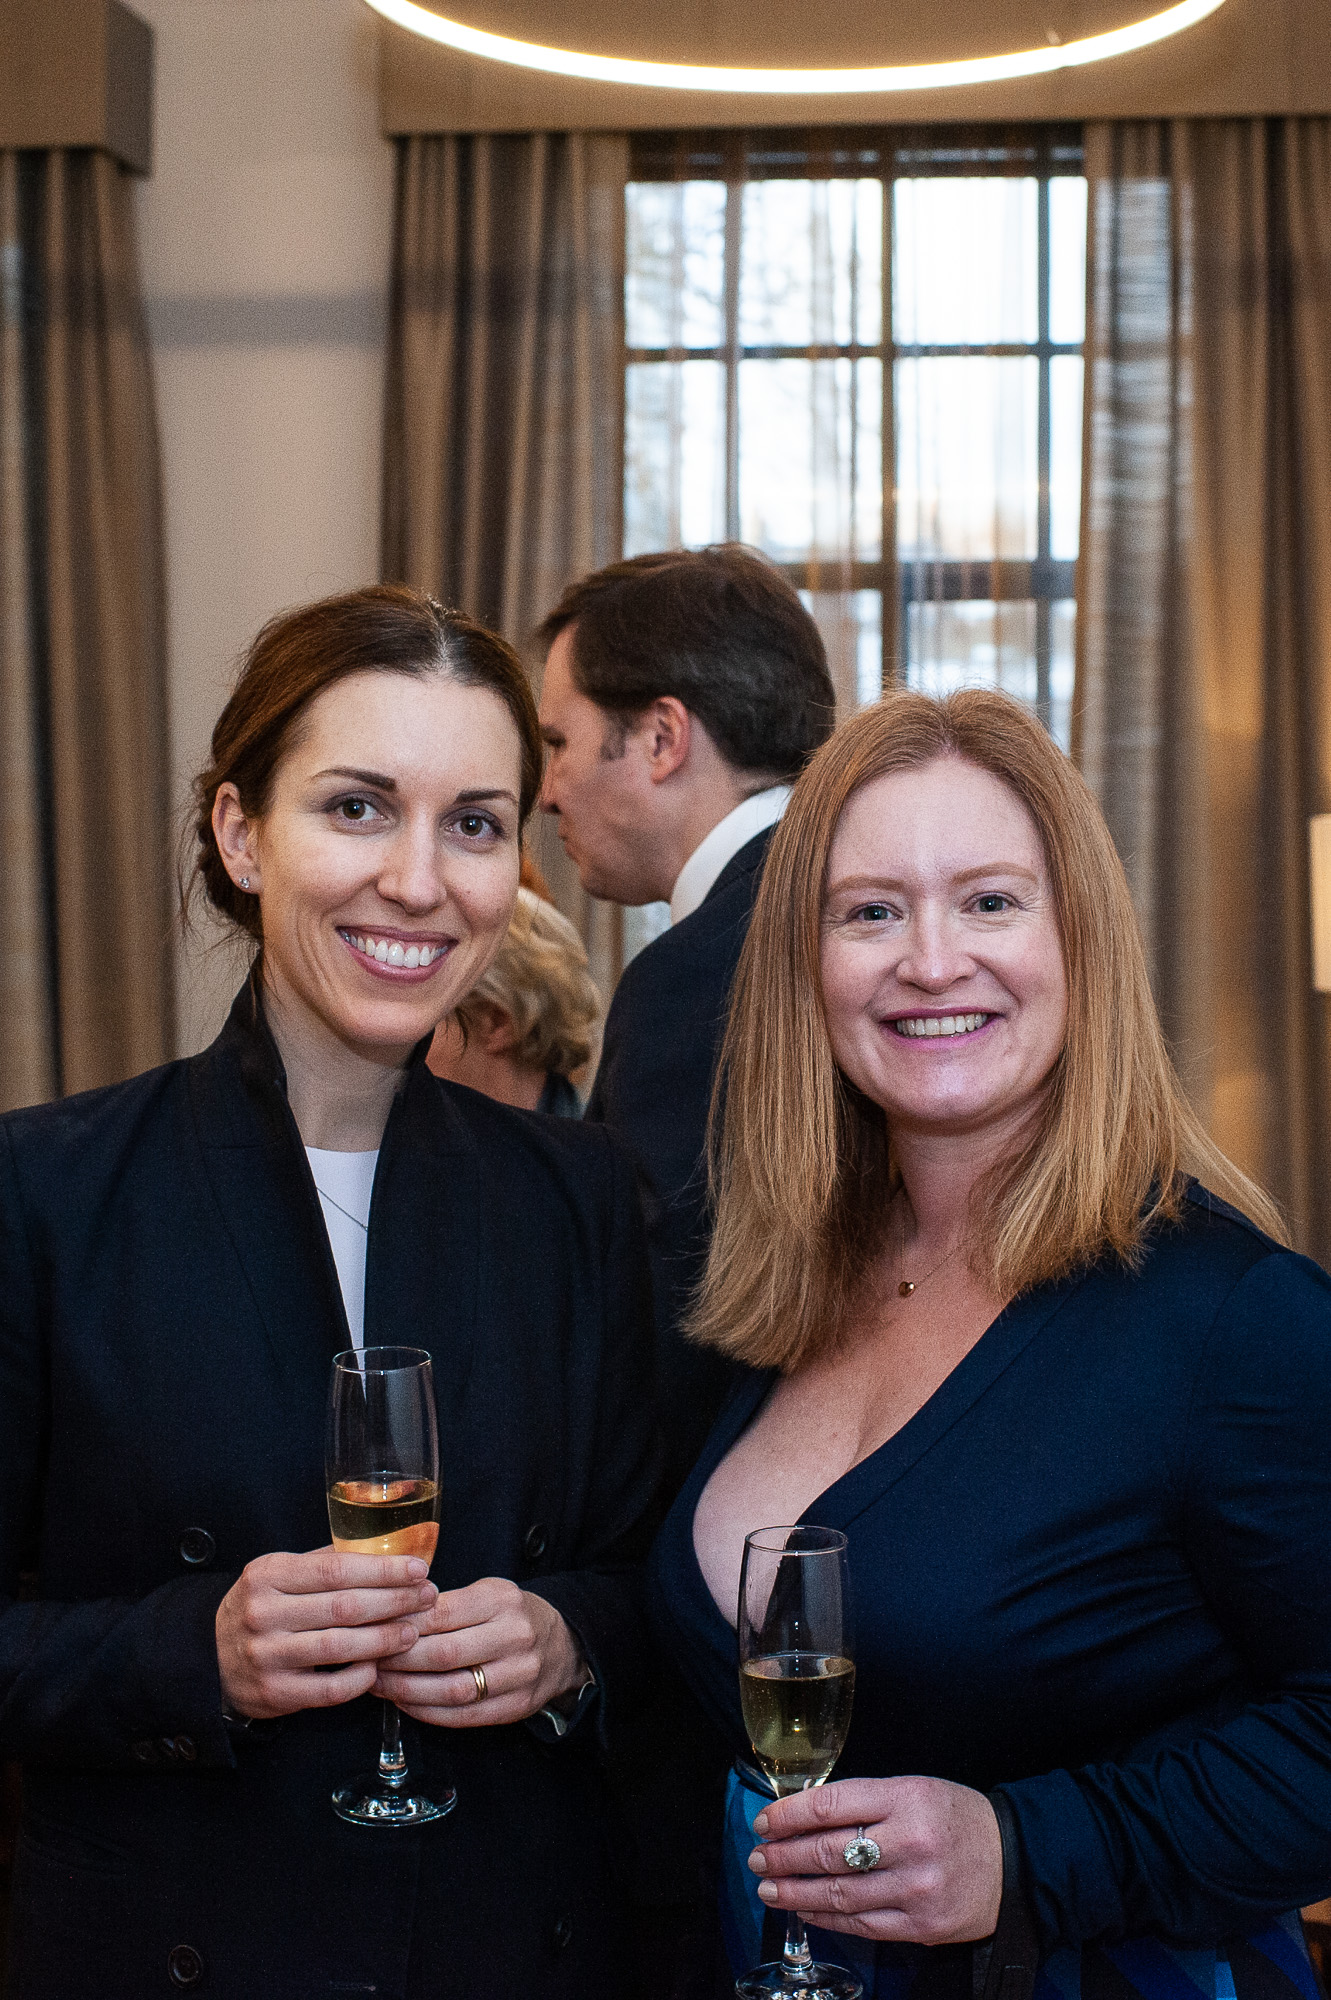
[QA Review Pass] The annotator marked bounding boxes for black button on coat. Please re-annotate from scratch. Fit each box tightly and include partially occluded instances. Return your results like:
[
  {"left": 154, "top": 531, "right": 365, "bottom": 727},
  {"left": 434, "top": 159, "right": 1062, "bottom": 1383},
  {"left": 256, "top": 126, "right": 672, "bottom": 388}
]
[{"left": 0, "top": 980, "right": 660, "bottom": 1999}]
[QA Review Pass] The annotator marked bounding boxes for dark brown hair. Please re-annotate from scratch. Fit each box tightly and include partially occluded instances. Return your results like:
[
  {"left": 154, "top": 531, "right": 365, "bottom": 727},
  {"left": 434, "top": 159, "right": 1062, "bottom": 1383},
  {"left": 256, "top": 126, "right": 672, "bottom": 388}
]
[
  {"left": 535, "top": 545, "right": 836, "bottom": 780},
  {"left": 190, "top": 585, "right": 542, "bottom": 943}
]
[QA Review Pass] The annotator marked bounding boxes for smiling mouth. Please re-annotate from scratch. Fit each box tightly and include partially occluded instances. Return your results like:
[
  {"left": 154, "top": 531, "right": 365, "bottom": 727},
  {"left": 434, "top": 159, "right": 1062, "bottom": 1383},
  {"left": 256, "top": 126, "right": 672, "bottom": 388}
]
[
  {"left": 338, "top": 928, "right": 451, "bottom": 971},
  {"left": 891, "top": 1012, "right": 995, "bottom": 1039}
]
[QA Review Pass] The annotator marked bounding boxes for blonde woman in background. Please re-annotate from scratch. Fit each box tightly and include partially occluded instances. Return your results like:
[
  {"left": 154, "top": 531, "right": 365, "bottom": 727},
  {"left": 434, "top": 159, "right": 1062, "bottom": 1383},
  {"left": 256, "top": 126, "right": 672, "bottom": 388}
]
[
  {"left": 648, "top": 688, "right": 1331, "bottom": 2000},
  {"left": 428, "top": 886, "right": 601, "bottom": 1117}
]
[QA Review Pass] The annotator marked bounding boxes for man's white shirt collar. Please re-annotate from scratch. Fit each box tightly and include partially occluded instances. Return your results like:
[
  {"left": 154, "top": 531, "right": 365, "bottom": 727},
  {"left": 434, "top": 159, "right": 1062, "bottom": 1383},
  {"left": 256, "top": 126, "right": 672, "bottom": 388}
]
[{"left": 668, "top": 785, "right": 791, "bottom": 926}]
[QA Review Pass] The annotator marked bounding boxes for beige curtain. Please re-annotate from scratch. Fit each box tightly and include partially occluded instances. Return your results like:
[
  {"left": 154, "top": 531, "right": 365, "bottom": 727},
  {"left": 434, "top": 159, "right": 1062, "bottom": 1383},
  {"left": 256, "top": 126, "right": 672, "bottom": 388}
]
[
  {"left": 1075, "top": 120, "right": 1331, "bottom": 1258},
  {"left": 0, "top": 148, "right": 172, "bottom": 1109},
  {"left": 382, "top": 132, "right": 628, "bottom": 996}
]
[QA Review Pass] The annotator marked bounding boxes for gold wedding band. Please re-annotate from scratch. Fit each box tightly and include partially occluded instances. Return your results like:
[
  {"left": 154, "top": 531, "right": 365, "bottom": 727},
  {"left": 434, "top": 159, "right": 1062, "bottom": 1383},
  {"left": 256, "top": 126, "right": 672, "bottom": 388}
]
[{"left": 470, "top": 1664, "right": 487, "bottom": 1703}]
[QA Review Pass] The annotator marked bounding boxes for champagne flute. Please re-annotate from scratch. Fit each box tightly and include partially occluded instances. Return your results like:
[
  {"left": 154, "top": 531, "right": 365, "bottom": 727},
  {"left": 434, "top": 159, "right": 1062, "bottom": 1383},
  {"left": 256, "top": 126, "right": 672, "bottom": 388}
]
[
  {"left": 736, "top": 1526, "right": 861, "bottom": 2000},
  {"left": 326, "top": 1345, "right": 455, "bottom": 1827}
]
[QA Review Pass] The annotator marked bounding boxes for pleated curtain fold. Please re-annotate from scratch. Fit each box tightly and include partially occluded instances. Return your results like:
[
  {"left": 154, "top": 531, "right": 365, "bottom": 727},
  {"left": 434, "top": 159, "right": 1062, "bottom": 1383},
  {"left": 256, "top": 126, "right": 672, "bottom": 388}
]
[
  {"left": 1075, "top": 119, "right": 1331, "bottom": 1259},
  {"left": 381, "top": 133, "right": 628, "bottom": 993},
  {"left": 0, "top": 148, "right": 172, "bottom": 1109}
]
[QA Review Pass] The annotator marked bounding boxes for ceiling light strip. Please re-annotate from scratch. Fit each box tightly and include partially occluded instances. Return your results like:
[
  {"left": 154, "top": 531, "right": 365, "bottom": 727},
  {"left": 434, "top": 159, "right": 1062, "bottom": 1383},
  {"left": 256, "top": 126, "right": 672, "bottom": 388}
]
[{"left": 364, "top": 0, "right": 1226, "bottom": 93}]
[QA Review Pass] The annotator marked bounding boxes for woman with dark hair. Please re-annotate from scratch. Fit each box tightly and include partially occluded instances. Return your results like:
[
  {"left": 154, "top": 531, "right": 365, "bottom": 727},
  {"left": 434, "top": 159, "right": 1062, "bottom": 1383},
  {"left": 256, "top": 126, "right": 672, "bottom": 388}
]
[
  {"left": 0, "top": 585, "right": 657, "bottom": 1998},
  {"left": 651, "top": 689, "right": 1331, "bottom": 2000}
]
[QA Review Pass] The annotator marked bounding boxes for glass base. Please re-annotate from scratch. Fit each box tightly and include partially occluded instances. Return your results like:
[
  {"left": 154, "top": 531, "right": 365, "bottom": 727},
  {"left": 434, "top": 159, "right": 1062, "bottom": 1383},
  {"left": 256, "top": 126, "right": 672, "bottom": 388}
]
[
  {"left": 331, "top": 1776, "right": 457, "bottom": 1828},
  {"left": 735, "top": 1964, "right": 863, "bottom": 2000}
]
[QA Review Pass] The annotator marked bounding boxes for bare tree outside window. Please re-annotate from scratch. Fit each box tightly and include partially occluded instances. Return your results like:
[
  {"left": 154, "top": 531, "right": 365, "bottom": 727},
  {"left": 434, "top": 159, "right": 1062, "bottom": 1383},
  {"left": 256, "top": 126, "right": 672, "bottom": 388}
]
[{"left": 625, "top": 128, "right": 1086, "bottom": 750}]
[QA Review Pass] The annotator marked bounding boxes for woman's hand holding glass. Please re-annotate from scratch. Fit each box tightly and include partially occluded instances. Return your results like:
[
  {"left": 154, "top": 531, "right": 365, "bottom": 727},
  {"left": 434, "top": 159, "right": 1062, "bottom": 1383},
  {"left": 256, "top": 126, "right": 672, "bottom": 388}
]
[
  {"left": 215, "top": 1547, "right": 437, "bottom": 1720},
  {"left": 373, "top": 1576, "right": 588, "bottom": 1727},
  {"left": 749, "top": 1775, "right": 1003, "bottom": 1946}
]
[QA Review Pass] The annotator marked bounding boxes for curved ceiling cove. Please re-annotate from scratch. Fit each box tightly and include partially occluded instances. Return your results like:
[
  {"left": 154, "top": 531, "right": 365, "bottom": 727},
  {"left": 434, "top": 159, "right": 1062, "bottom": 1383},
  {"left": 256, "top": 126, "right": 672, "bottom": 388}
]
[{"left": 363, "top": 0, "right": 1228, "bottom": 92}]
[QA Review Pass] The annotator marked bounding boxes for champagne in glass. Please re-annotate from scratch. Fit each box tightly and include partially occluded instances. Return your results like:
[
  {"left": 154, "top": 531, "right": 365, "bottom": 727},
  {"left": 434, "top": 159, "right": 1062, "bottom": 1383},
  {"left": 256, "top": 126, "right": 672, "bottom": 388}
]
[
  {"left": 736, "top": 1526, "right": 861, "bottom": 2000},
  {"left": 327, "top": 1476, "right": 440, "bottom": 1560},
  {"left": 326, "top": 1345, "right": 454, "bottom": 1828}
]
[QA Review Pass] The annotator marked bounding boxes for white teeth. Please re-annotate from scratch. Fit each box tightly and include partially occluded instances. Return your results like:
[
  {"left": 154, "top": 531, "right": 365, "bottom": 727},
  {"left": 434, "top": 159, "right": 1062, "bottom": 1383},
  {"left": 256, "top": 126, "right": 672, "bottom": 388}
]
[
  {"left": 344, "top": 930, "right": 440, "bottom": 969},
  {"left": 894, "top": 1012, "right": 991, "bottom": 1039}
]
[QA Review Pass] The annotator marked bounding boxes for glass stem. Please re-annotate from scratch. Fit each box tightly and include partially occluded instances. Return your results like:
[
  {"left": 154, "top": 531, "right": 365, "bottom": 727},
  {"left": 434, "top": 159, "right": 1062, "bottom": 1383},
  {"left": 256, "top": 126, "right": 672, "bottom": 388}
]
[
  {"left": 378, "top": 1699, "right": 408, "bottom": 1790},
  {"left": 783, "top": 1912, "right": 815, "bottom": 1986}
]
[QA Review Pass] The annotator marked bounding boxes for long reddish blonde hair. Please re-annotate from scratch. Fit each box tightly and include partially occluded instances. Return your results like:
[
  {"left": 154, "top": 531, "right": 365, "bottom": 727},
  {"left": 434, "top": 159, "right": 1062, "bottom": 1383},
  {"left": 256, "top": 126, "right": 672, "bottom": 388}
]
[{"left": 688, "top": 688, "right": 1285, "bottom": 1371}]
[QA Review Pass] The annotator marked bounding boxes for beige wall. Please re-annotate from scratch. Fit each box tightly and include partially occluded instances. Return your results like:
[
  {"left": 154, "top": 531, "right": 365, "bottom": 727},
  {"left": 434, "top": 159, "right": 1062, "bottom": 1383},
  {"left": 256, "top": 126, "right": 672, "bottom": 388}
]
[{"left": 133, "top": 0, "right": 395, "bottom": 1055}]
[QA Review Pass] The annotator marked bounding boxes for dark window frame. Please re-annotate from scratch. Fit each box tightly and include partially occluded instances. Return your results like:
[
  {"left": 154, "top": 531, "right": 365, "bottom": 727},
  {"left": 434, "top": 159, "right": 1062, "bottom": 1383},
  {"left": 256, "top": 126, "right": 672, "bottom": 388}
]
[{"left": 626, "top": 124, "right": 1084, "bottom": 724}]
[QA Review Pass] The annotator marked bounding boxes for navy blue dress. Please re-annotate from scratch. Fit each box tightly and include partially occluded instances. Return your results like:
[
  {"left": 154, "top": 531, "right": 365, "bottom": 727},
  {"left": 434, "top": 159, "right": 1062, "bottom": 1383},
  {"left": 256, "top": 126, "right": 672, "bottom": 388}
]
[{"left": 648, "top": 1186, "right": 1331, "bottom": 2000}]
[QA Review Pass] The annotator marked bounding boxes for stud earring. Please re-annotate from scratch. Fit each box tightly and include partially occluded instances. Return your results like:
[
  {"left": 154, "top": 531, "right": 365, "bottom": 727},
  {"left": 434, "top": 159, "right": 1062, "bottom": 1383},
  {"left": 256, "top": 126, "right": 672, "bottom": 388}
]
[{"left": 240, "top": 877, "right": 251, "bottom": 891}]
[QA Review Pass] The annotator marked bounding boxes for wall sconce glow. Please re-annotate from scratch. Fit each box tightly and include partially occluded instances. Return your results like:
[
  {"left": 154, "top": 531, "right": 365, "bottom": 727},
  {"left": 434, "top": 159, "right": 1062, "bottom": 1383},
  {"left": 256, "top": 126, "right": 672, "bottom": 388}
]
[{"left": 364, "top": 0, "right": 1227, "bottom": 92}]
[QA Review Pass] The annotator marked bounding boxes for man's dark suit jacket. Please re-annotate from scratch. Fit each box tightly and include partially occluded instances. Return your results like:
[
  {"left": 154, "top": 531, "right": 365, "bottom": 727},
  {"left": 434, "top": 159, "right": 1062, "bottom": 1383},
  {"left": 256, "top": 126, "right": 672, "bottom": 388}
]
[
  {"left": 586, "top": 824, "right": 773, "bottom": 1501},
  {"left": 0, "top": 980, "right": 658, "bottom": 2000}
]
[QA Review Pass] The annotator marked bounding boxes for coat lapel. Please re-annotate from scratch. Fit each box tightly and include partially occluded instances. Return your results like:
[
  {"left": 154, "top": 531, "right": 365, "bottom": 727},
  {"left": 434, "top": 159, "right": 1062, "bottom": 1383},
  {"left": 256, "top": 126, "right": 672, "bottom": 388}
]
[
  {"left": 186, "top": 980, "right": 485, "bottom": 1459},
  {"left": 363, "top": 1061, "right": 482, "bottom": 1425},
  {"left": 186, "top": 979, "right": 352, "bottom": 1395}
]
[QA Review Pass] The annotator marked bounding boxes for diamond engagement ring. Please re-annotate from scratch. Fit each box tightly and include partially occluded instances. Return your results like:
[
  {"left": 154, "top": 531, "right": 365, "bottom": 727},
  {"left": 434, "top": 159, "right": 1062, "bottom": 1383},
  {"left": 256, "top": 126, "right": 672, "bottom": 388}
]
[
  {"left": 843, "top": 1826, "right": 881, "bottom": 1872},
  {"left": 469, "top": 1665, "right": 487, "bottom": 1703}
]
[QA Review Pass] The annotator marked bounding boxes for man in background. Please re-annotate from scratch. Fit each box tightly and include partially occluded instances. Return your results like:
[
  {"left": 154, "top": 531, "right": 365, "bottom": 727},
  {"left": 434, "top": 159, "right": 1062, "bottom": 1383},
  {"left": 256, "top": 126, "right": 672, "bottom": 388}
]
[{"left": 536, "top": 545, "right": 836, "bottom": 1497}]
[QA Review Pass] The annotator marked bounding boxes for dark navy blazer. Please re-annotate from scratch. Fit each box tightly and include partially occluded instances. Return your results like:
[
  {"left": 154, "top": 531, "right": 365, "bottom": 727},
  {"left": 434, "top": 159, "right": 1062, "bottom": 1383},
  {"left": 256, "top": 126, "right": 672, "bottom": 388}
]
[
  {"left": 586, "top": 826, "right": 773, "bottom": 1500},
  {"left": 650, "top": 1188, "right": 1331, "bottom": 1972},
  {"left": 0, "top": 980, "right": 658, "bottom": 2000}
]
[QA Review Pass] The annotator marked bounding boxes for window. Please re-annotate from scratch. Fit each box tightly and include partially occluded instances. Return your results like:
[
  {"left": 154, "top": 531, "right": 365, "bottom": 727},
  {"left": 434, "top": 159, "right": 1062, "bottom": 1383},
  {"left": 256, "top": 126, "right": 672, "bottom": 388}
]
[{"left": 625, "top": 128, "right": 1086, "bottom": 748}]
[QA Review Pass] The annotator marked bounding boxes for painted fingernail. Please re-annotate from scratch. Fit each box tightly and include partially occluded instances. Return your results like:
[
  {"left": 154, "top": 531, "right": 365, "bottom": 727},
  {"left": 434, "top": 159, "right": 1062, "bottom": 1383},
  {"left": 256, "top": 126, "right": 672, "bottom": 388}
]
[
  {"left": 747, "top": 1851, "right": 767, "bottom": 1875},
  {"left": 757, "top": 1883, "right": 778, "bottom": 1904},
  {"left": 753, "top": 1812, "right": 769, "bottom": 1836}
]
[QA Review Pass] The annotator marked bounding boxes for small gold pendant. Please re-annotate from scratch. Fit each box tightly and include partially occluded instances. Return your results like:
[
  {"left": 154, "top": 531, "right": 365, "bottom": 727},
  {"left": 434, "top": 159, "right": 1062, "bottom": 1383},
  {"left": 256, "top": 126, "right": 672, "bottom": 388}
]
[{"left": 898, "top": 1280, "right": 916, "bottom": 1297}]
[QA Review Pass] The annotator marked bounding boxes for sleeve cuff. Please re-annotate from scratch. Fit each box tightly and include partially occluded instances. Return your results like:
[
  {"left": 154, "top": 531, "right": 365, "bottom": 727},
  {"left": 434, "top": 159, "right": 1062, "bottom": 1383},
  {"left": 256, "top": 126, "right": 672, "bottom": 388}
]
[
  {"left": 975, "top": 1789, "right": 1044, "bottom": 2000},
  {"left": 525, "top": 1669, "right": 600, "bottom": 1745}
]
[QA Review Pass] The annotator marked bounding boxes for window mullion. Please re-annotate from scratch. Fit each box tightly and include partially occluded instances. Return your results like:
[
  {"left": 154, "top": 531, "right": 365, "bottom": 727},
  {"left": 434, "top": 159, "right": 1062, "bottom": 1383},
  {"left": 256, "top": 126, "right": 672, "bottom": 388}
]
[
  {"left": 1035, "top": 173, "right": 1053, "bottom": 731},
  {"left": 723, "top": 175, "right": 743, "bottom": 542},
  {"left": 881, "top": 170, "right": 897, "bottom": 693}
]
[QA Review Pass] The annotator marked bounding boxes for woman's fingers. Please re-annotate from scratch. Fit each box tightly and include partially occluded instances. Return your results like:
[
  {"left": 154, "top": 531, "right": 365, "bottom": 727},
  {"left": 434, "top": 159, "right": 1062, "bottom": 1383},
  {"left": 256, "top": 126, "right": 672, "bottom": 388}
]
[
  {"left": 381, "top": 1601, "right": 530, "bottom": 1674},
  {"left": 752, "top": 1777, "right": 900, "bottom": 1842},
  {"left": 216, "top": 1548, "right": 439, "bottom": 1719},
  {"left": 372, "top": 1612, "right": 543, "bottom": 1712},
  {"left": 751, "top": 1825, "right": 894, "bottom": 1880},
  {"left": 258, "top": 1661, "right": 383, "bottom": 1713},
  {"left": 392, "top": 1688, "right": 546, "bottom": 1729},
  {"left": 279, "top": 1582, "right": 437, "bottom": 1634},
  {"left": 755, "top": 1870, "right": 899, "bottom": 1918},
  {"left": 748, "top": 1777, "right": 1003, "bottom": 1947},
  {"left": 422, "top": 1576, "right": 525, "bottom": 1634},
  {"left": 263, "top": 1548, "right": 433, "bottom": 1598},
  {"left": 266, "top": 1617, "right": 425, "bottom": 1671},
  {"left": 369, "top": 1579, "right": 587, "bottom": 1728},
  {"left": 375, "top": 1651, "right": 538, "bottom": 1716}
]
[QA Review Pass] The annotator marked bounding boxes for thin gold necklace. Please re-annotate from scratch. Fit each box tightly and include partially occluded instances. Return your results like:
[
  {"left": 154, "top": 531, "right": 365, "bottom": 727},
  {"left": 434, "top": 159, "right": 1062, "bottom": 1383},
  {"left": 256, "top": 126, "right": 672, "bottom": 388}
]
[{"left": 895, "top": 1214, "right": 967, "bottom": 1298}]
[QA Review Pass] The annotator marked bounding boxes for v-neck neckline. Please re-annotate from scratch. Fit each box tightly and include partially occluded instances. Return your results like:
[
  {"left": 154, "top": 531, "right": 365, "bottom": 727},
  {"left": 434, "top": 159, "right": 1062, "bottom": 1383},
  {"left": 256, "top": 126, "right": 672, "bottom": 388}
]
[{"left": 692, "top": 1270, "right": 1087, "bottom": 1619}]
